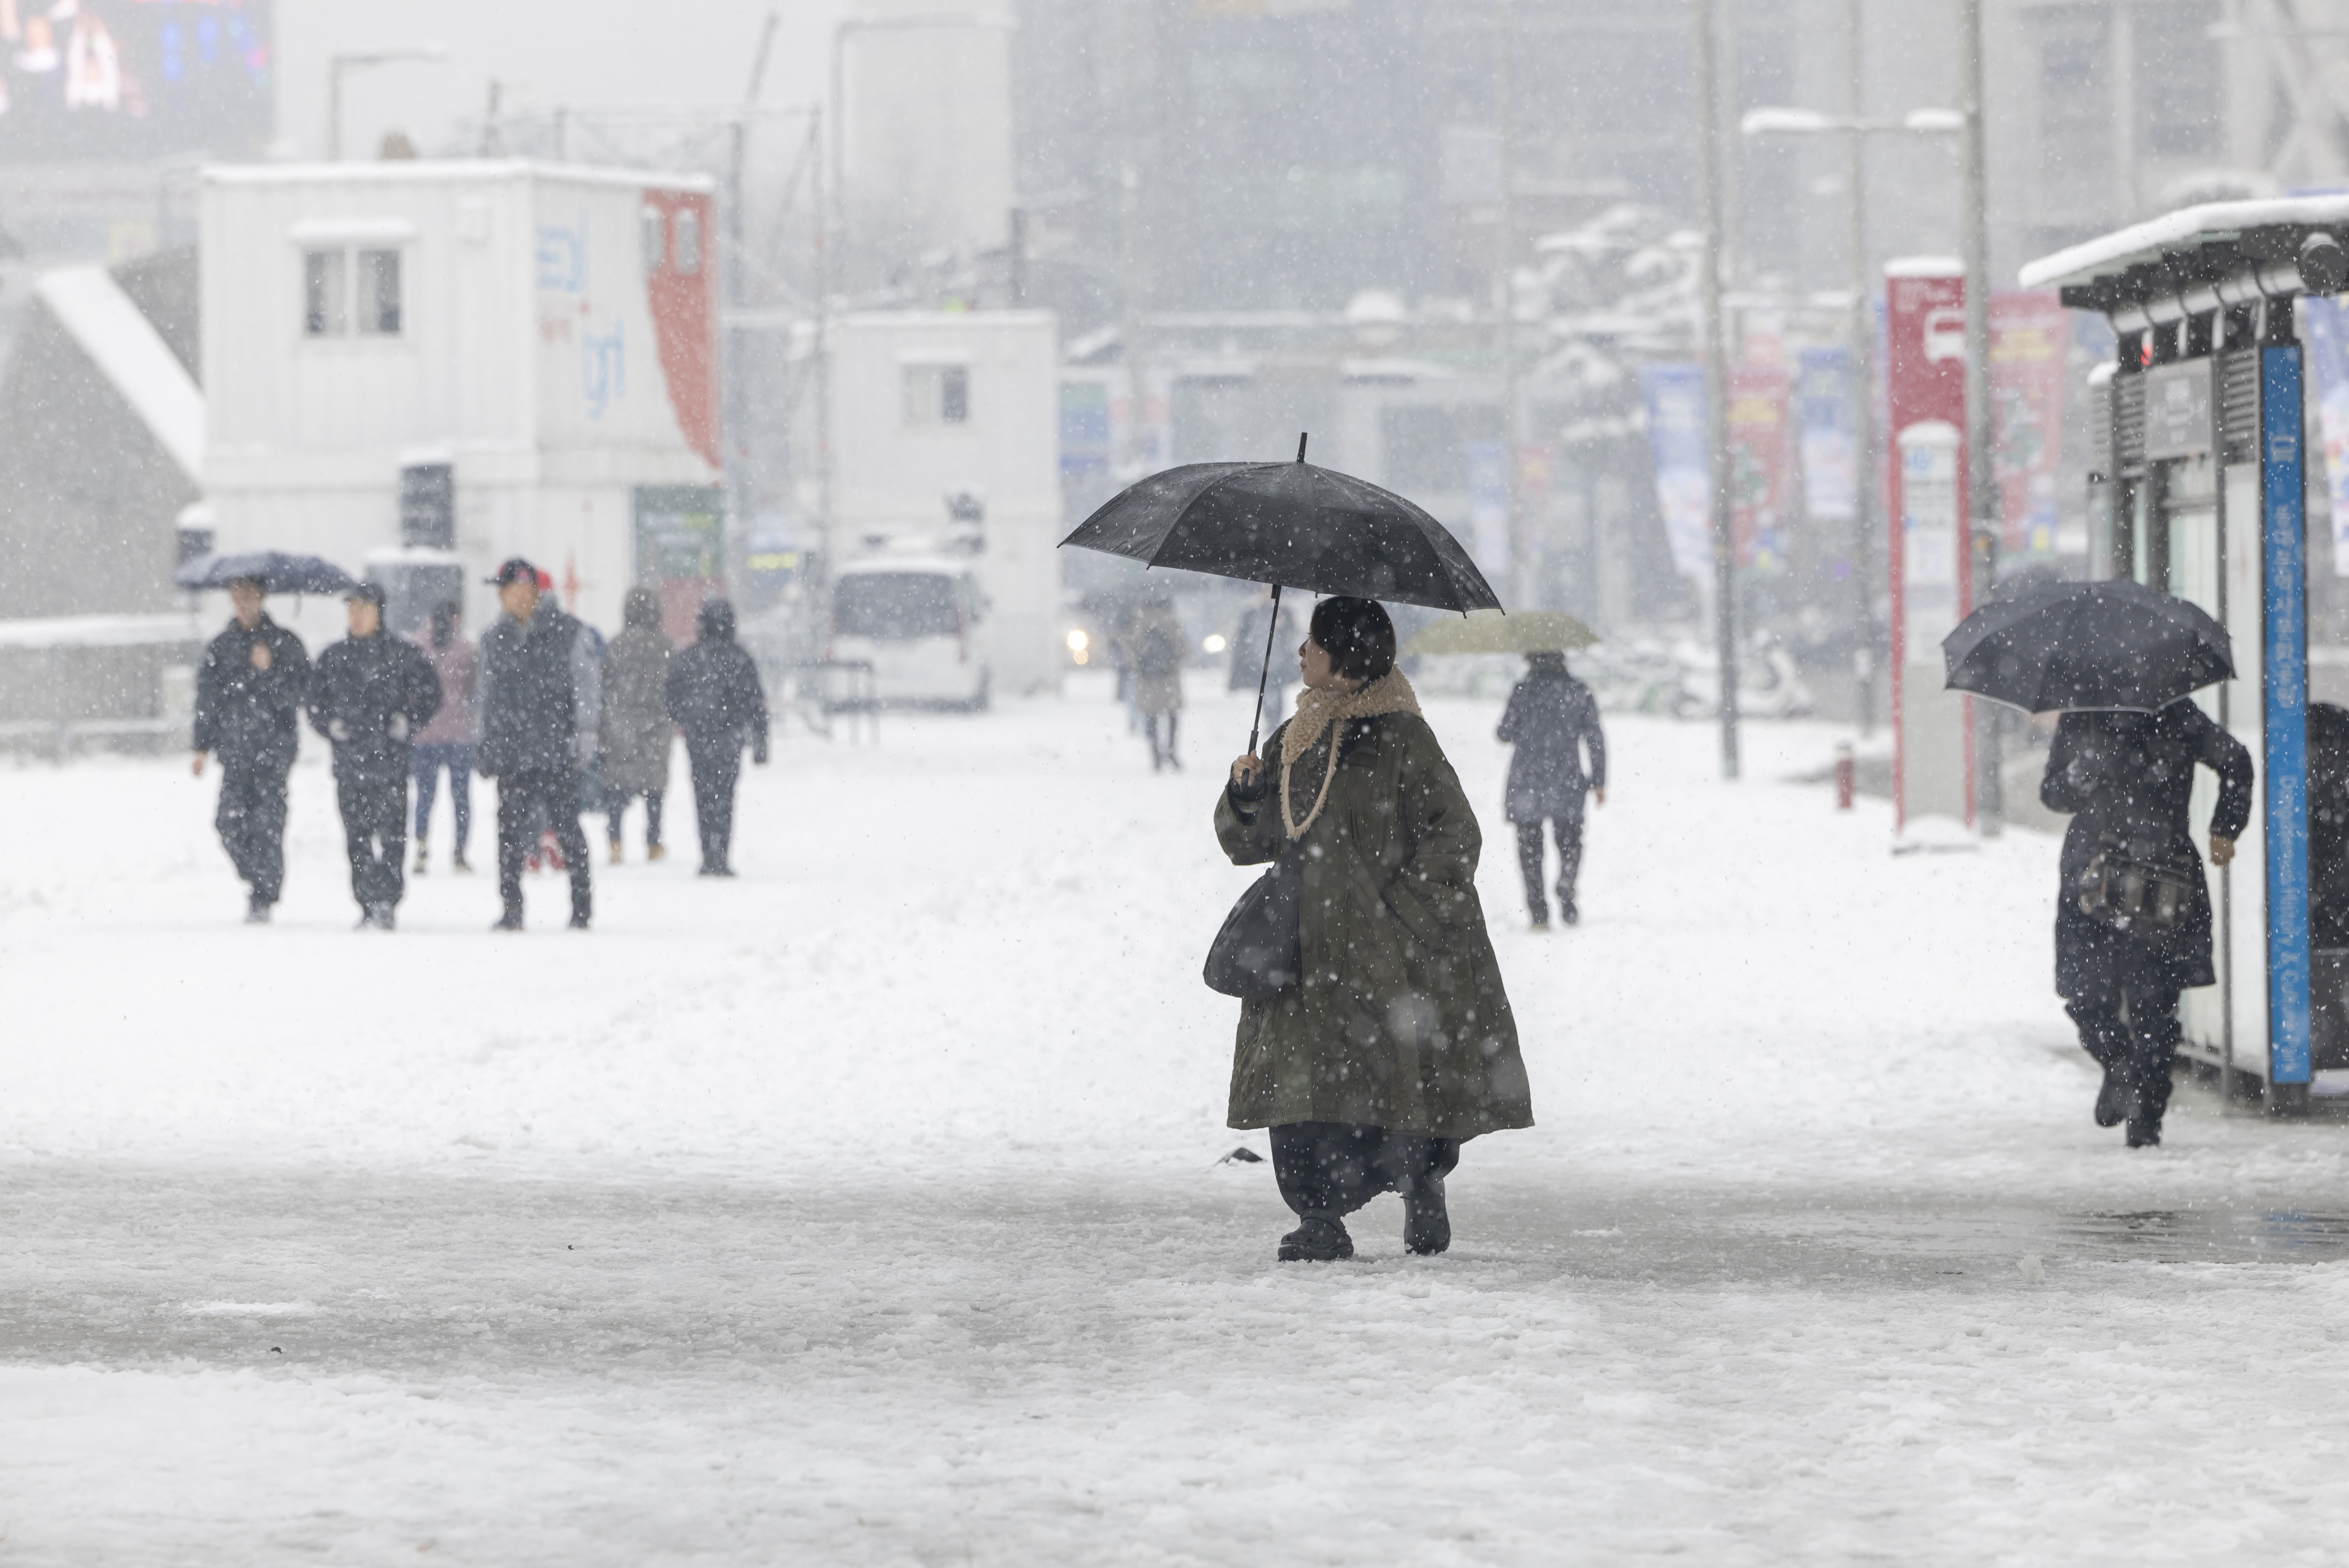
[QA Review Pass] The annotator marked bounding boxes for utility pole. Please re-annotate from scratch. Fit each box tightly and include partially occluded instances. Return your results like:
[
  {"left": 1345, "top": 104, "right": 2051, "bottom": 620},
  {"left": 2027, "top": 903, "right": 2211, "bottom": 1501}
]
[
  {"left": 1957, "top": 0, "right": 2000, "bottom": 833},
  {"left": 1846, "top": 0, "right": 1878, "bottom": 739},
  {"left": 1496, "top": 0, "right": 1522, "bottom": 607},
  {"left": 1692, "top": 0, "right": 1740, "bottom": 780},
  {"left": 726, "top": 11, "right": 782, "bottom": 581}
]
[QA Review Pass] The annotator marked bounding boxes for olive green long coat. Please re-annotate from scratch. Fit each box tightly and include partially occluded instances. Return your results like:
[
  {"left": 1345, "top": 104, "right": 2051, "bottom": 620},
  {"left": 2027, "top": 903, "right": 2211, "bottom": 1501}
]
[{"left": 1213, "top": 711, "right": 1534, "bottom": 1139}]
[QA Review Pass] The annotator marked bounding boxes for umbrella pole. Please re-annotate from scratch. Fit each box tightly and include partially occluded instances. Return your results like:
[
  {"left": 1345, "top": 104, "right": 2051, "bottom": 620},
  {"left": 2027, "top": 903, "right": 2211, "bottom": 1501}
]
[{"left": 1248, "top": 584, "right": 1284, "bottom": 756}]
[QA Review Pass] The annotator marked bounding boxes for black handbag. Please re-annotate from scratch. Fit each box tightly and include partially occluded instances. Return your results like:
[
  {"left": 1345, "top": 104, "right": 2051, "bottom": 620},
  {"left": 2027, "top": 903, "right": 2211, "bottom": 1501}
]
[
  {"left": 2077, "top": 832, "right": 2197, "bottom": 936},
  {"left": 1204, "top": 842, "right": 1304, "bottom": 1000}
]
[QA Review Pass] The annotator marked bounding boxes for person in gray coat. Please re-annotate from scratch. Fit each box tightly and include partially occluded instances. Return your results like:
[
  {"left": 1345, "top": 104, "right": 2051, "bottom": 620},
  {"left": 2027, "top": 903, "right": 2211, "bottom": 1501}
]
[
  {"left": 1497, "top": 651, "right": 1607, "bottom": 928},
  {"left": 600, "top": 586, "right": 674, "bottom": 862}
]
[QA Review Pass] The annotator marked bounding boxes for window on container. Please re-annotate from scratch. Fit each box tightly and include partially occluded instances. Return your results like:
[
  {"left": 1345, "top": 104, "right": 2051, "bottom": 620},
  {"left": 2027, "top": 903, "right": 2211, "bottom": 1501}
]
[
  {"left": 903, "top": 363, "right": 973, "bottom": 427},
  {"left": 304, "top": 248, "right": 347, "bottom": 336},
  {"left": 673, "top": 208, "right": 701, "bottom": 274},
  {"left": 641, "top": 207, "right": 666, "bottom": 274},
  {"left": 832, "top": 573, "right": 960, "bottom": 641},
  {"left": 357, "top": 249, "right": 402, "bottom": 335}
]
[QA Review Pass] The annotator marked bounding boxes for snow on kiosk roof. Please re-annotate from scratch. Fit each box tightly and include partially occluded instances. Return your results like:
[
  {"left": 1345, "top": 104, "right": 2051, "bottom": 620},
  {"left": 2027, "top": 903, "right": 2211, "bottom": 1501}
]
[
  {"left": 201, "top": 158, "right": 714, "bottom": 196},
  {"left": 2017, "top": 194, "right": 2349, "bottom": 323}
]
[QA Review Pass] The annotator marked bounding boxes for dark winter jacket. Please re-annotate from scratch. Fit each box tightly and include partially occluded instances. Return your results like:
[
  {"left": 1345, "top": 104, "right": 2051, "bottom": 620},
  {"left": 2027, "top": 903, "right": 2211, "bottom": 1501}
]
[
  {"left": 307, "top": 630, "right": 443, "bottom": 781},
  {"left": 600, "top": 588, "right": 675, "bottom": 795},
  {"left": 193, "top": 614, "right": 310, "bottom": 772},
  {"left": 665, "top": 601, "right": 769, "bottom": 756},
  {"left": 477, "top": 604, "right": 602, "bottom": 779},
  {"left": 2040, "top": 702, "right": 2253, "bottom": 1000},
  {"left": 2310, "top": 704, "right": 2349, "bottom": 950},
  {"left": 1497, "top": 661, "right": 1606, "bottom": 822},
  {"left": 1214, "top": 671, "right": 1532, "bottom": 1140}
]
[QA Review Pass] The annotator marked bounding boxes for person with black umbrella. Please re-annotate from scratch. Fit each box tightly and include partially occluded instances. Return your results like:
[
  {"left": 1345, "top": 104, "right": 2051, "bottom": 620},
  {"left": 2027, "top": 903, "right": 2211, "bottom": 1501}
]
[
  {"left": 1219, "top": 597, "right": 1532, "bottom": 1260},
  {"left": 1946, "top": 579, "right": 2252, "bottom": 1148},
  {"left": 308, "top": 583, "right": 442, "bottom": 930},
  {"left": 190, "top": 576, "right": 310, "bottom": 923}
]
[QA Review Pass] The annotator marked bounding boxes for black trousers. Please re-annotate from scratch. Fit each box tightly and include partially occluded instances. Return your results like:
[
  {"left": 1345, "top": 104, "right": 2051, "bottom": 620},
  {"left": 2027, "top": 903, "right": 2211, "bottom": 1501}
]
[
  {"left": 336, "top": 768, "right": 408, "bottom": 911},
  {"left": 1269, "top": 1122, "right": 1460, "bottom": 1222},
  {"left": 1146, "top": 713, "right": 1180, "bottom": 770},
  {"left": 497, "top": 768, "right": 592, "bottom": 920},
  {"left": 216, "top": 761, "right": 290, "bottom": 906},
  {"left": 1515, "top": 803, "right": 1585, "bottom": 920},
  {"left": 2067, "top": 982, "right": 2183, "bottom": 1125},
  {"left": 608, "top": 788, "right": 664, "bottom": 847},
  {"left": 686, "top": 740, "right": 741, "bottom": 869}
]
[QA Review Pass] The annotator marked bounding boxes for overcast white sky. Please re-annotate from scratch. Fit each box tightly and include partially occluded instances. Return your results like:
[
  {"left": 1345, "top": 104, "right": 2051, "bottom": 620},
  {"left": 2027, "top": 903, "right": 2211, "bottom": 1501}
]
[{"left": 277, "top": 0, "right": 857, "bottom": 161}]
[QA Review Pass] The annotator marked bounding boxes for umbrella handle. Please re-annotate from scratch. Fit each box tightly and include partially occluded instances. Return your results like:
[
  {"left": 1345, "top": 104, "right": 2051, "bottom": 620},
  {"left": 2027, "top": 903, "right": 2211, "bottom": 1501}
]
[
  {"left": 1248, "top": 583, "right": 1283, "bottom": 756},
  {"left": 1296, "top": 432, "right": 1308, "bottom": 463}
]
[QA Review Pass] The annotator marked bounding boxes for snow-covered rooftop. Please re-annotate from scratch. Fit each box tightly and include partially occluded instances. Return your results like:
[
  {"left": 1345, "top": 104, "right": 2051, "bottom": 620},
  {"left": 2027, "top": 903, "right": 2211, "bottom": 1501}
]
[
  {"left": 2018, "top": 193, "right": 2349, "bottom": 291},
  {"left": 34, "top": 266, "right": 203, "bottom": 484}
]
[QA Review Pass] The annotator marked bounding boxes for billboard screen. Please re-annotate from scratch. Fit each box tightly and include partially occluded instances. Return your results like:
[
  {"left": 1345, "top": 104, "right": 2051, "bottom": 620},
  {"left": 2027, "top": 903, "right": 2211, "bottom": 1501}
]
[{"left": 0, "top": 0, "right": 271, "bottom": 162}]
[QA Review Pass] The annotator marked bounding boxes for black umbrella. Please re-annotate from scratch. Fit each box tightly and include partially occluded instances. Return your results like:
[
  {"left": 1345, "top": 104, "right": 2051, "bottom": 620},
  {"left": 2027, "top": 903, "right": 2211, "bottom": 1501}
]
[
  {"left": 174, "top": 550, "right": 358, "bottom": 595},
  {"left": 1059, "top": 433, "right": 1500, "bottom": 748},
  {"left": 1941, "top": 578, "right": 2233, "bottom": 714}
]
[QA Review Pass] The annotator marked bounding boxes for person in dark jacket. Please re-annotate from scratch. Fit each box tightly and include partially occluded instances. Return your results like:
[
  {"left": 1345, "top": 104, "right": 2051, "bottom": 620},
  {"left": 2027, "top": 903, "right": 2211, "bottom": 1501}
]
[
  {"left": 191, "top": 577, "right": 311, "bottom": 923},
  {"left": 600, "top": 586, "right": 674, "bottom": 863},
  {"left": 2040, "top": 701, "right": 2253, "bottom": 1148},
  {"left": 664, "top": 598, "right": 769, "bottom": 876},
  {"left": 1497, "top": 651, "right": 1607, "bottom": 928},
  {"left": 307, "top": 583, "right": 442, "bottom": 929},
  {"left": 476, "top": 557, "right": 599, "bottom": 930}
]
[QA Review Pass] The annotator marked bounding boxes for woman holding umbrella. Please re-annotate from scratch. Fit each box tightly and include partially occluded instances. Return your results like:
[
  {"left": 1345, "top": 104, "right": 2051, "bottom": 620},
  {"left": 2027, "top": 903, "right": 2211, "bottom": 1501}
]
[
  {"left": 1947, "top": 580, "right": 2252, "bottom": 1149},
  {"left": 1219, "top": 597, "right": 1533, "bottom": 1260}
]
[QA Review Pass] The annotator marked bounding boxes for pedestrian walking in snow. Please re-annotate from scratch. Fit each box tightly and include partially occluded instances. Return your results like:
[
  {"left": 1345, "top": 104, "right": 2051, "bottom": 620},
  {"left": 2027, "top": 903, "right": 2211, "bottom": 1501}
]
[
  {"left": 2040, "top": 704, "right": 2252, "bottom": 1148},
  {"left": 410, "top": 601, "right": 477, "bottom": 874},
  {"left": 1129, "top": 595, "right": 1186, "bottom": 771},
  {"left": 1229, "top": 590, "right": 1295, "bottom": 728},
  {"left": 308, "top": 583, "right": 442, "bottom": 930},
  {"left": 477, "top": 558, "right": 598, "bottom": 930},
  {"left": 1497, "top": 651, "right": 1607, "bottom": 928},
  {"left": 664, "top": 599, "right": 769, "bottom": 877},
  {"left": 190, "top": 576, "right": 309, "bottom": 923},
  {"left": 600, "top": 586, "right": 674, "bottom": 863},
  {"left": 1217, "top": 596, "right": 1533, "bottom": 1261}
]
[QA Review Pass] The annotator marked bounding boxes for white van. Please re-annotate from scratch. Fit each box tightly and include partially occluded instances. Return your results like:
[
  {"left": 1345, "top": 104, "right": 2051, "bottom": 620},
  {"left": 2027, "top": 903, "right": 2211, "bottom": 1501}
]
[{"left": 827, "top": 558, "right": 991, "bottom": 710}]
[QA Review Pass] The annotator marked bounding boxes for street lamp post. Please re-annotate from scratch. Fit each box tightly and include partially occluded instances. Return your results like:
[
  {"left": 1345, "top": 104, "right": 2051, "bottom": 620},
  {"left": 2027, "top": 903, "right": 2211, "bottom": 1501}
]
[
  {"left": 1955, "top": 0, "right": 2000, "bottom": 836},
  {"left": 1691, "top": 0, "right": 1739, "bottom": 781},
  {"left": 1740, "top": 103, "right": 1961, "bottom": 751},
  {"left": 327, "top": 46, "right": 449, "bottom": 162}
]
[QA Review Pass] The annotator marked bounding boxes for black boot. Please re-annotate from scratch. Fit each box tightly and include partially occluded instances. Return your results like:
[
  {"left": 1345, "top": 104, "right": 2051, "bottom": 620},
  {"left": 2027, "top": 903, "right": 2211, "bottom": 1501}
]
[
  {"left": 1403, "top": 1177, "right": 1451, "bottom": 1256},
  {"left": 1277, "top": 1216, "right": 1354, "bottom": 1262},
  {"left": 2095, "top": 1064, "right": 2129, "bottom": 1128}
]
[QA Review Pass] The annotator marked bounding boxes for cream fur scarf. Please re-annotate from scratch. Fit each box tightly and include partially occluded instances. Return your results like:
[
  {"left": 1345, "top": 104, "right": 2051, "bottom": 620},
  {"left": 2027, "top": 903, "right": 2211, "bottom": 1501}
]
[{"left": 1280, "top": 668, "right": 1423, "bottom": 841}]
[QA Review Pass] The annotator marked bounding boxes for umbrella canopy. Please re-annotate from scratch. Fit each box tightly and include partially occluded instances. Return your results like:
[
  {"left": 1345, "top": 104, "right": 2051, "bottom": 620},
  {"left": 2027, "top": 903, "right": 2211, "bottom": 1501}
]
[
  {"left": 1941, "top": 578, "right": 2233, "bottom": 714},
  {"left": 1059, "top": 445, "right": 1500, "bottom": 614},
  {"left": 1405, "top": 609, "right": 1597, "bottom": 657},
  {"left": 174, "top": 551, "right": 358, "bottom": 595}
]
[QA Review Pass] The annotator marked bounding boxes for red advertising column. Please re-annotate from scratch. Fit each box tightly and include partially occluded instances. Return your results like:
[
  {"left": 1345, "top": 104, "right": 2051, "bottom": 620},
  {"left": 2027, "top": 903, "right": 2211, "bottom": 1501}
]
[{"left": 1884, "top": 258, "right": 1974, "bottom": 832}]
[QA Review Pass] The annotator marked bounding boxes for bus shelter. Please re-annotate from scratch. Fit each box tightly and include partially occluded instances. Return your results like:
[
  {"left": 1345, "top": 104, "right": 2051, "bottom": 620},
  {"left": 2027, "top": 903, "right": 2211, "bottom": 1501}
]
[{"left": 2021, "top": 201, "right": 2349, "bottom": 1112}]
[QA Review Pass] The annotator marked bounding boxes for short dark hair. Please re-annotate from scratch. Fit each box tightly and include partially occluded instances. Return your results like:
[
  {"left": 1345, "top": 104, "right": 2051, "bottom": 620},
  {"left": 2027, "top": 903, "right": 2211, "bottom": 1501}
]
[{"left": 1308, "top": 596, "right": 1396, "bottom": 684}]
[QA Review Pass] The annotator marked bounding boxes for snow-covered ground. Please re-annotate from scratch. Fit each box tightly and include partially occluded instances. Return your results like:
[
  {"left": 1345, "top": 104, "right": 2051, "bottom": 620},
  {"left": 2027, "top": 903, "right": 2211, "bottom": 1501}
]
[{"left": 8, "top": 672, "right": 2349, "bottom": 1565}]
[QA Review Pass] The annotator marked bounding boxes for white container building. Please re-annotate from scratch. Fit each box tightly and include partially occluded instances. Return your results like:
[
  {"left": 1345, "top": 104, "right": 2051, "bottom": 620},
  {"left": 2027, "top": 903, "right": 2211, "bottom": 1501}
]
[
  {"left": 200, "top": 160, "right": 723, "bottom": 638},
  {"left": 826, "top": 309, "right": 1062, "bottom": 695}
]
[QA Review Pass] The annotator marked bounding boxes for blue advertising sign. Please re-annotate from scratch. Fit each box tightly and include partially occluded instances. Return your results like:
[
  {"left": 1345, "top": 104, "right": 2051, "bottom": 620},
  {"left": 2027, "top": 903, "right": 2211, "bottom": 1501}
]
[
  {"left": 1637, "top": 363, "right": 1713, "bottom": 583},
  {"left": 1796, "top": 347, "right": 1857, "bottom": 524},
  {"left": 2298, "top": 295, "right": 2349, "bottom": 577},
  {"left": 2263, "top": 344, "right": 2313, "bottom": 1085}
]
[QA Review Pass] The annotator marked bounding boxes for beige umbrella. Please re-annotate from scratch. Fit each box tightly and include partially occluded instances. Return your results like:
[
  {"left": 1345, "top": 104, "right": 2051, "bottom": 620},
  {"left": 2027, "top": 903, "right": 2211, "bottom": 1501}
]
[{"left": 1403, "top": 609, "right": 1598, "bottom": 657}]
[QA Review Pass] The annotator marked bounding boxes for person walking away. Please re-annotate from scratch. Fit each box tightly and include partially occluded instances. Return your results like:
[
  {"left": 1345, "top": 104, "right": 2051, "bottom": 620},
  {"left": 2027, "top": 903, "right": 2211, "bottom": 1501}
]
[
  {"left": 665, "top": 599, "right": 769, "bottom": 876},
  {"left": 1130, "top": 595, "right": 1186, "bottom": 771},
  {"left": 2040, "top": 703, "right": 2252, "bottom": 1148},
  {"left": 191, "top": 576, "right": 309, "bottom": 923},
  {"left": 308, "top": 583, "right": 442, "bottom": 930},
  {"left": 1220, "top": 596, "right": 1533, "bottom": 1261},
  {"left": 1497, "top": 651, "right": 1607, "bottom": 928},
  {"left": 600, "top": 586, "right": 674, "bottom": 863},
  {"left": 1229, "top": 588, "right": 1297, "bottom": 728},
  {"left": 477, "top": 558, "right": 598, "bottom": 930},
  {"left": 410, "top": 600, "right": 477, "bottom": 874}
]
